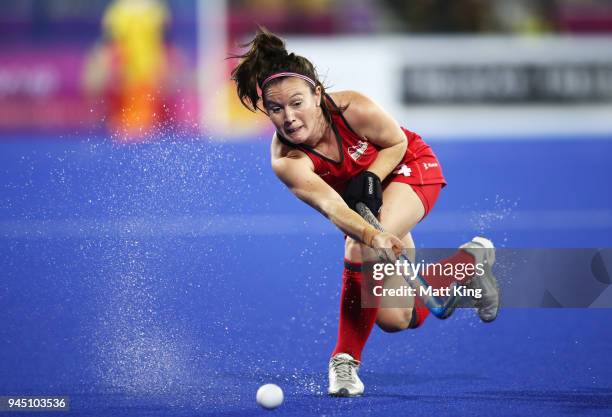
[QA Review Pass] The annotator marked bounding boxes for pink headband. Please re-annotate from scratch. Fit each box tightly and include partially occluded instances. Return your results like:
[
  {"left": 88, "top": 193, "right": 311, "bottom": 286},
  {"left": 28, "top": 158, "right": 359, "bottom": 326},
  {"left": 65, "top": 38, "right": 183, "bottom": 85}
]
[{"left": 261, "top": 72, "right": 316, "bottom": 88}]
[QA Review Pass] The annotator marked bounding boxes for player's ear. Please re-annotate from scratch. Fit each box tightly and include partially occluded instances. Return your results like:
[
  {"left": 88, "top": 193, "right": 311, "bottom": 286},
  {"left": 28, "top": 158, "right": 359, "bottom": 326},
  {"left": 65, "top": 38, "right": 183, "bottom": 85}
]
[{"left": 314, "top": 85, "right": 322, "bottom": 107}]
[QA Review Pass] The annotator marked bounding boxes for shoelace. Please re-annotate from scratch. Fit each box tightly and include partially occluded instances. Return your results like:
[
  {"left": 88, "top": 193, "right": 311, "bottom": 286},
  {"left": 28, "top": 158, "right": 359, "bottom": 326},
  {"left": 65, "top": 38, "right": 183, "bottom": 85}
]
[{"left": 331, "top": 357, "right": 359, "bottom": 381}]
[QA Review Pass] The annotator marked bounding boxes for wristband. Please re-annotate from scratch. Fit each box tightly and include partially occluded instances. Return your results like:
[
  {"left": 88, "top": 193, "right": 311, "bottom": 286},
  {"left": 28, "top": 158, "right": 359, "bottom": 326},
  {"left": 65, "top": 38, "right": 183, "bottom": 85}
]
[{"left": 361, "top": 227, "right": 379, "bottom": 247}]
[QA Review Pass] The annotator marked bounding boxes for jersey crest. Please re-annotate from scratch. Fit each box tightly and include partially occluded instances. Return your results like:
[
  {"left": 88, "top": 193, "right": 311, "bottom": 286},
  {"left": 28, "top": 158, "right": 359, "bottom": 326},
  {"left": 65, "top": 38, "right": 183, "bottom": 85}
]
[{"left": 348, "top": 140, "right": 368, "bottom": 161}]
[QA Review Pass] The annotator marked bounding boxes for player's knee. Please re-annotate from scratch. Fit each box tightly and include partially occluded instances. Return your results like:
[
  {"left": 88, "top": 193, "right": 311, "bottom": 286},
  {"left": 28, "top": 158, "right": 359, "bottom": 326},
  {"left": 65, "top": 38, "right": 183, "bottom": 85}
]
[
  {"left": 344, "top": 237, "right": 364, "bottom": 263},
  {"left": 376, "top": 309, "right": 412, "bottom": 333}
]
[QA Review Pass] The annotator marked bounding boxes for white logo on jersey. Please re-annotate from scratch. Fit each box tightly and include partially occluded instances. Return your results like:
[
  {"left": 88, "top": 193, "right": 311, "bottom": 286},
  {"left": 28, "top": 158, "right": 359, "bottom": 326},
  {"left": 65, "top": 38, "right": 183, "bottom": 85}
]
[
  {"left": 422, "top": 162, "right": 438, "bottom": 170},
  {"left": 393, "top": 164, "right": 412, "bottom": 177},
  {"left": 348, "top": 141, "right": 368, "bottom": 161}
]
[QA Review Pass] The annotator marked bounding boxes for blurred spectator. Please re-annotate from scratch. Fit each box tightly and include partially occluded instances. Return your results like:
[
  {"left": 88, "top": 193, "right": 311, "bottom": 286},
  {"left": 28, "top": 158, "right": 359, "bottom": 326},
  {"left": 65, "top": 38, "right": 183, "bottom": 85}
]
[
  {"left": 228, "top": 0, "right": 376, "bottom": 36},
  {"left": 489, "top": 1, "right": 555, "bottom": 34},
  {"left": 82, "top": 0, "right": 175, "bottom": 141},
  {"left": 381, "top": 0, "right": 612, "bottom": 34},
  {"left": 382, "top": 0, "right": 494, "bottom": 33},
  {"left": 556, "top": 0, "right": 612, "bottom": 33}
]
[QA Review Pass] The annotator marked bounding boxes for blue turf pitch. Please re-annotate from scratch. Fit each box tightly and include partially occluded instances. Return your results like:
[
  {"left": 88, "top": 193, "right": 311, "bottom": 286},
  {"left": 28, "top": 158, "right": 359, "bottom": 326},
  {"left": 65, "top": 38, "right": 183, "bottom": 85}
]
[{"left": 1, "top": 136, "right": 611, "bottom": 416}]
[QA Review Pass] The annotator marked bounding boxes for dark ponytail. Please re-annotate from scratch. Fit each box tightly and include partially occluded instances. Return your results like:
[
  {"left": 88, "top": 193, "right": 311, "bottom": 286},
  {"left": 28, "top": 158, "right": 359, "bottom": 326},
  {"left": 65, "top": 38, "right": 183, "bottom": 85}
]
[
  {"left": 230, "top": 27, "right": 340, "bottom": 116},
  {"left": 230, "top": 27, "right": 287, "bottom": 112}
]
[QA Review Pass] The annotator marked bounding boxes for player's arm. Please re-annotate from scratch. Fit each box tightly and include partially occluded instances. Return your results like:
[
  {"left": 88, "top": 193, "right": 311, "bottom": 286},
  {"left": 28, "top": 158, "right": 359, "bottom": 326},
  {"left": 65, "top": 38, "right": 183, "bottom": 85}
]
[
  {"left": 271, "top": 152, "right": 402, "bottom": 252},
  {"left": 338, "top": 91, "right": 407, "bottom": 181}
]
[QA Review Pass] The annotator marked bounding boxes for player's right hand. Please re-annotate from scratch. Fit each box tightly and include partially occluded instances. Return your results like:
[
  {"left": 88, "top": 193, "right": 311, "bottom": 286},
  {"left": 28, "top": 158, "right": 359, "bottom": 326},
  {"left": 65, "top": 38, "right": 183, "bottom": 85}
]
[{"left": 371, "top": 232, "right": 404, "bottom": 262}]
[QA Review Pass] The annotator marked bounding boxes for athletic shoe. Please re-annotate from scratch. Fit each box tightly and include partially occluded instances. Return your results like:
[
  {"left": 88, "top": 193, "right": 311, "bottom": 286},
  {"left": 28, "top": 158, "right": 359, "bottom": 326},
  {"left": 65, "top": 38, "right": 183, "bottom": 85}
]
[
  {"left": 460, "top": 236, "right": 500, "bottom": 322},
  {"left": 328, "top": 353, "right": 364, "bottom": 397}
]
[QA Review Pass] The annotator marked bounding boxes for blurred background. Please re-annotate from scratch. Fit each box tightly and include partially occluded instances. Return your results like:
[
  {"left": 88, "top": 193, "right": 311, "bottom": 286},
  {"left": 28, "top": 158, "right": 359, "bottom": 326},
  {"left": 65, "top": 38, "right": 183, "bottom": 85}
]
[
  {"left": 1, "top": 1, "right": 612, "bottom": 416},
  {"left": 1, "top": 0, "right": 612, "bottom": 139}
]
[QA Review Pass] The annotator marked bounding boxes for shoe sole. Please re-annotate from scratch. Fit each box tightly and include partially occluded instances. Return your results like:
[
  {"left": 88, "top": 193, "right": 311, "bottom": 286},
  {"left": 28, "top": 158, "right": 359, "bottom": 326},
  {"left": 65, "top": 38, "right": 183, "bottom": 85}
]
[
  {"left": 328, "top": 388, "right": 363, "bottom": 397},
  {"left": 465, "top": 236, "right": 500, "bottom": 323},
  {"left": 477, "top": 259, "right": 500, "bottom": 323}
]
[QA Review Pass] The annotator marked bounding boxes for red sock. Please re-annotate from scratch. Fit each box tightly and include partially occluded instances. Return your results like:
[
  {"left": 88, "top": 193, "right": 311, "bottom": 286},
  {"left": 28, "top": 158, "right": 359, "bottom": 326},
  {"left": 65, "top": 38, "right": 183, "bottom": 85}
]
[
  {"left": 331, "top": 261, "right": 379, "bottom": 361},
  {"left": 410, "top": 250, "right": 476, "bottom": 328},
  {"left": 410, "top": 300, "right": 430, "bottom": 329}
]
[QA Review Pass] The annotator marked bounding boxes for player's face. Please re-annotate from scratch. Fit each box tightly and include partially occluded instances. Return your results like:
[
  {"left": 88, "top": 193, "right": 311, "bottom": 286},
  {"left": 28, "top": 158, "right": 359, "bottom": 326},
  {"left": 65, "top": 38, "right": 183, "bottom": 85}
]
[{"left": 263, "top": 78, "right": 322, "bottom": 145}]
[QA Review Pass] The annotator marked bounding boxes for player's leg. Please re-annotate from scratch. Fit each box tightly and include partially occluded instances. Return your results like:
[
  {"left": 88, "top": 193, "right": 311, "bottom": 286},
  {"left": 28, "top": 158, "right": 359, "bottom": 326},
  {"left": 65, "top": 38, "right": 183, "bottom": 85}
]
[
  {"left": 374, "top": 232, "right": 418, "bottom": 332},
  {"left": 374, "top": 181, "right": 500, "bottom": 325},
  {"left": 337, "top": 181, "right": 424, "bottom": 342},
  {"left": 342, "top": 181, "right": 499, "bottom": 334},
  {"left": 357, "top": 181, "right": 499, "bottom": 331},
  {"left": 328, "top": 182, "right": 424, "bottom": 397},
  {"left": 328, "top": 245, "right": 378, "bottom": 396},
  {"left": 372, "top": 182, "right": 425, "bottom": 332}
]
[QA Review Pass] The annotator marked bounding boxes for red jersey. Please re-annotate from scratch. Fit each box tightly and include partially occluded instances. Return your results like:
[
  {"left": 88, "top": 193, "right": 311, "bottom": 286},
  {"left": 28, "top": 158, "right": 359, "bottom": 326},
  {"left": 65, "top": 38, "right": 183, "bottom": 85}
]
[{"left": 277, "top": 95, "right": 446, "bottom": 194}]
